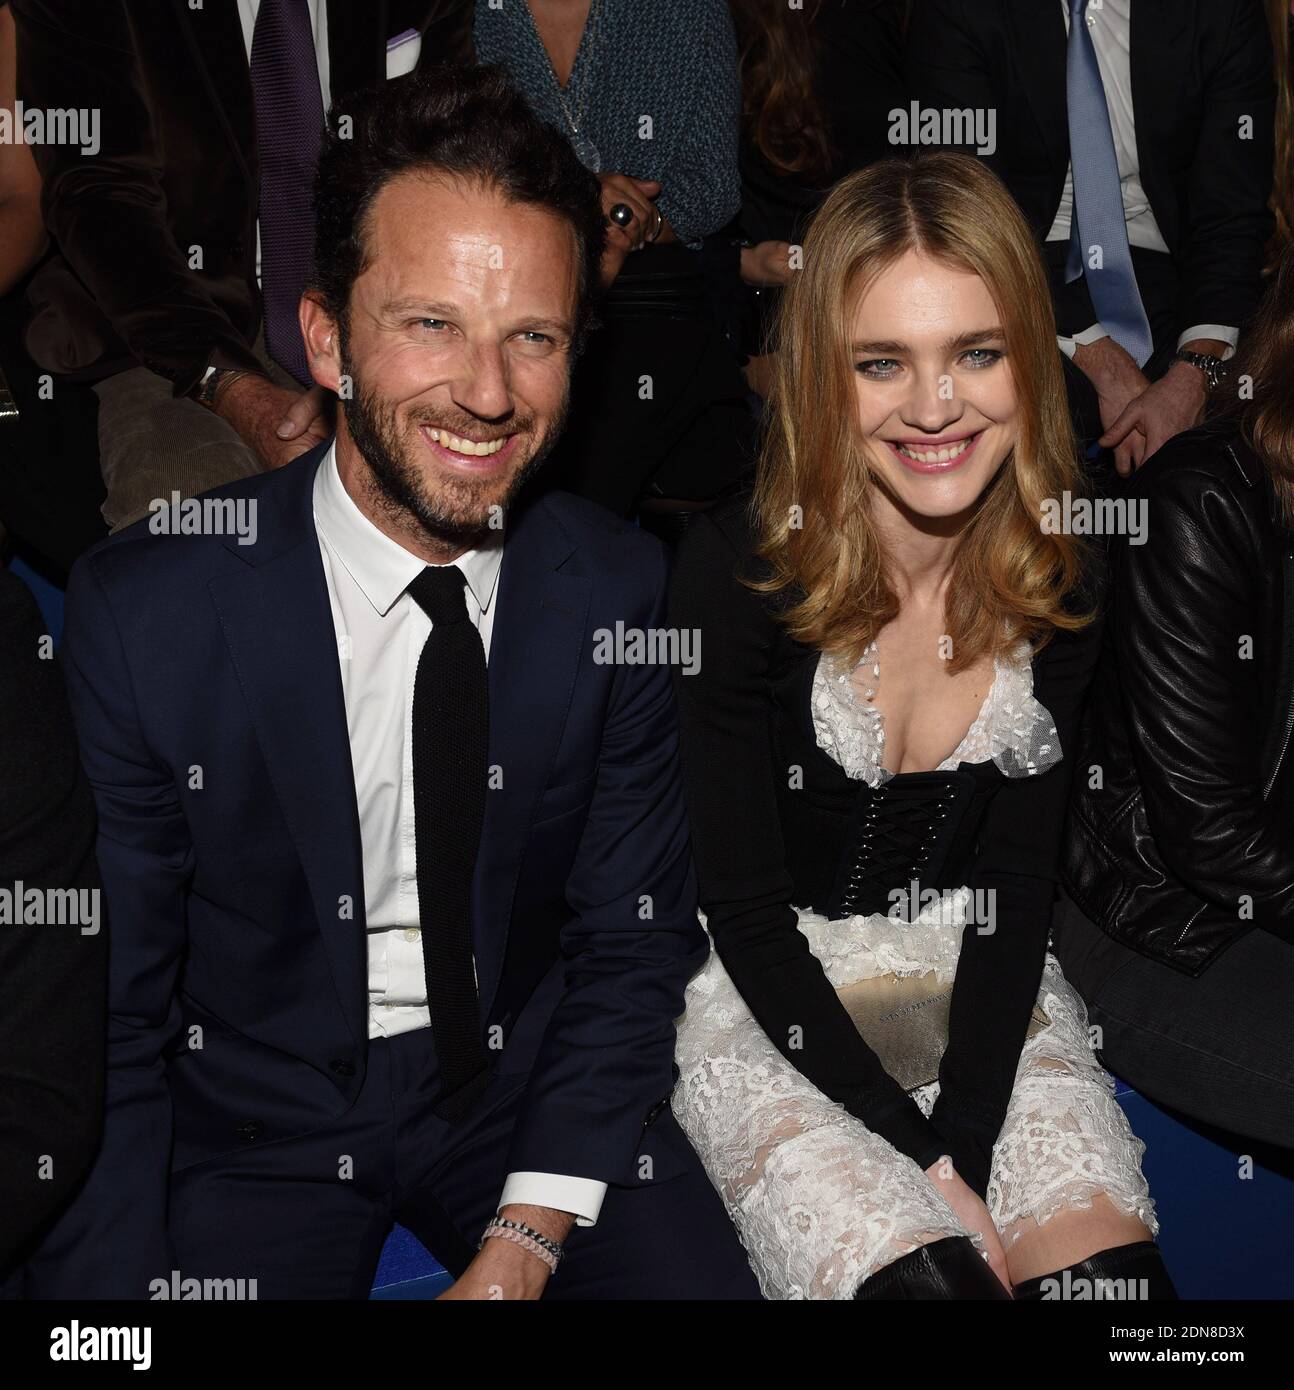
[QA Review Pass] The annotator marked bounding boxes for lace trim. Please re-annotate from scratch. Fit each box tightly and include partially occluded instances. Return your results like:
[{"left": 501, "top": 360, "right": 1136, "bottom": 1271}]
[{"left": 811, "top": 638, "right": 1062, "bottom": 786}]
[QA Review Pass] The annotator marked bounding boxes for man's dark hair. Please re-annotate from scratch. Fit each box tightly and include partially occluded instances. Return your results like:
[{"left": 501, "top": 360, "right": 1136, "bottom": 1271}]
[{"left": 309, "top": 64, "right": 605, "bottom": 351}]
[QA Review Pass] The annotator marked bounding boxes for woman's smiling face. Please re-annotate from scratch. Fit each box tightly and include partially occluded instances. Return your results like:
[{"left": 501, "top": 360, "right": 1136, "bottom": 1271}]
[{"left": 849, "top": 248, "right": 1019, "bottom": 523}]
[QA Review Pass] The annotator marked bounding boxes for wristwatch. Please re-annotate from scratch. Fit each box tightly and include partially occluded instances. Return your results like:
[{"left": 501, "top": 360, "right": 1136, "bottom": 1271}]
[
  {"left": 1174, "top": 349, "right": 1228, "bottom": 391},
  {"left": 189, "top": 364, "right": 249, "bottom": 410}
]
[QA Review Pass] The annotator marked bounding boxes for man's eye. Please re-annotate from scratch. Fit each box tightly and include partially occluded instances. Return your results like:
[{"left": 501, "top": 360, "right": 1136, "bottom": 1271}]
[
  {"left": 855, "top": 358, "right": 901, "bottom": 378},
  {"left": 414, "top": 318, "right": 448, "bottom": 332},
  {"left": 961, "top": 348, "right": 1002, "bottom": 368},
  {"left": 518, "top": 331, "right": 551, "bottom": 345}
]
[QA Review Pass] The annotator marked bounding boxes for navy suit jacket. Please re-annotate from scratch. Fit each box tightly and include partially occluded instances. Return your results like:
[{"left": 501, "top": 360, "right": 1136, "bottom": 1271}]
[{"left": 35, "top": 442, "right": 705, "bottom": 1297}]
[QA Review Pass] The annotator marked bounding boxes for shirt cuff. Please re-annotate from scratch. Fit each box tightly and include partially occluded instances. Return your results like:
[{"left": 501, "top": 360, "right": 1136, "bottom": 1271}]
[
  {"left": 1175, "top": 325, "right": 1238, "bottom": 359},
  {"left": 498, "top": 1172, "right": 608, "bottom": 1228},
  {"left": 1056, "top": 323, "right": 1110, "bottom": 360}
]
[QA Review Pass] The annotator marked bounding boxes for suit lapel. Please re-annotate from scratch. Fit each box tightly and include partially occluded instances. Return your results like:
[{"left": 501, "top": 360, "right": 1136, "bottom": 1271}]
[
  {"left": 208, "top": 444, "right": 368, "bottom": 1052},
  {"left": 1009, "top": 0, "right": 1069, "bottom": 174},
  {"left": 1129, "top": 0, "right": 1190, "bottom": 189},
  {"left": 171, "top": 0, "right": 256, "bottom": 187},
  {"left": 326, "top": 0, "right": 390, "bottom": 102},
  {"left": 473, "top": 498, "right": 590, "bottom": 1022}
]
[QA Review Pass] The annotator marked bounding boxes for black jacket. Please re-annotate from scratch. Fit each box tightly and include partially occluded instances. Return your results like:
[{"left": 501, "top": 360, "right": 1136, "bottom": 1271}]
[
  {"left": 12, "top": 0, "right": 432, "bottom": 393},
  {"left": 670, "top": 499, "right": 1103, "bottom": 1196},
  {"left": 1064, "top": 422, "right": 1294, "bottom": 974},
  {"left": 904, "top": 0, "right": 1275, "bottom": 345}
]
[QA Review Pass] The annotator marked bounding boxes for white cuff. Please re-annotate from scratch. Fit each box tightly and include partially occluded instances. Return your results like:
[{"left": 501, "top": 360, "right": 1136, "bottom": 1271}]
[
  {"left": 1175, "top": 325, "right": 1238, "bottom": 360},
  {"left": 498, "top": 1172, "right": 608, "bottom": 1228},
  {"left": 1056, "top": 323, "right": 1110, "bottom": 360}
]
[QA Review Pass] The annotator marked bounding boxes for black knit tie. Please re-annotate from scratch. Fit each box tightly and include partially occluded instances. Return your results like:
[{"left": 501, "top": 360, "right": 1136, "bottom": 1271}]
[{"left": 407, "top": 564, "right": 490, "bottom": 1119}]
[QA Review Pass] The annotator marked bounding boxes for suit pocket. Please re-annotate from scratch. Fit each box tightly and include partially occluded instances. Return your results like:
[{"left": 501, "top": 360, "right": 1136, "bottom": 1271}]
[
  {"left": 532, "top": 773, "right": 597, "bottom": 825},
  {"left": 385, "top": 29, "right": 421, "bottom": 78}
]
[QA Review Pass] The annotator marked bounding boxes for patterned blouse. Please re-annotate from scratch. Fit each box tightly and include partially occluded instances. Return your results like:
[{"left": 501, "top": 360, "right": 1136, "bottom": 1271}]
[{"left": 473, "top": 0, "right": 741, "bottom": 248}]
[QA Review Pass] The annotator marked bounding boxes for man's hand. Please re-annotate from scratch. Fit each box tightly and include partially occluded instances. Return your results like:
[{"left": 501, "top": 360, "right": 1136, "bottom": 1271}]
[
  {"left": 1100, "top": 359, "right": 1207, "bottom": 475},
  {"left": 1072, "top": 336, "right": 1151, "bottom": 477},
  {"left": 740, "top": 240, "right": 795, "bottom": 288},
  {"left": 213, "top": 372, "right": 331, "bottom": 471},
  {"left": 436, "top": 1203, "right": 575, "bottom": 1302},
  {"left": 924, "top": 1157, "right": 1011, "bottom": 1293}
]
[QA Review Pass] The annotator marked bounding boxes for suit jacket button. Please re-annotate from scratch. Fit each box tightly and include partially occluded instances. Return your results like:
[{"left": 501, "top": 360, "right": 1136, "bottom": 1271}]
[
  {"left": 329, "top": 1058, "right": 355, "bottom": 1077},
  {"left": 643, "top": 1098, "right": 668, "bottom": 1128},
  {"left": 235, "top": 1120, "right": 264, "bottom": 1141}
]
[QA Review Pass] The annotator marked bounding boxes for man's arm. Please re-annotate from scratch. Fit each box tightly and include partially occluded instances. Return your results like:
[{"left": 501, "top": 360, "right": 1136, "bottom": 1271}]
[
  {"left": 21, "top": 552, "right": 192, "bottom": 1298},
  {"left": 1173, "top": 0, "right": 1274, "bottom": 342},
  {"left": 447, "top": 544, "right": 705, "bottom": 1298},
  {"left": 11, "top": 1, "right": 263, "bottom": 394}
]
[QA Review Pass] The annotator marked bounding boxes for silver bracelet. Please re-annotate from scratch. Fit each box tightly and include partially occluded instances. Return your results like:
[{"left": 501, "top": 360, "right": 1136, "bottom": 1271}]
[{"left": 482, "top": 1217, "right": 565, "bottom": 1263}]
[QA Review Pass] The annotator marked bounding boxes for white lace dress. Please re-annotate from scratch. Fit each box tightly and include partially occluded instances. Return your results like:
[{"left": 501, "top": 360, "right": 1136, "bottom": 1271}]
[{"left": 672, "top": 640, "right": 1157, "bottom": 1300}]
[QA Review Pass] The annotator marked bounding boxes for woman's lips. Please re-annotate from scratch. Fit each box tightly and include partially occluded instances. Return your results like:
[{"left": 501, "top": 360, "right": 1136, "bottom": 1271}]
[
  {"left": 419, "top": 423, "right": 519, "bottom": 471},
  {"left": 883, "top": 430, "right": 982, "bottom": 474}
]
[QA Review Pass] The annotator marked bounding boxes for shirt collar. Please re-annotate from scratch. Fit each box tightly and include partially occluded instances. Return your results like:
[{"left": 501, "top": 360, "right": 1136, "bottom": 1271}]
[{"left": 313, "top": 441, "right": 505, "bottom": 618}]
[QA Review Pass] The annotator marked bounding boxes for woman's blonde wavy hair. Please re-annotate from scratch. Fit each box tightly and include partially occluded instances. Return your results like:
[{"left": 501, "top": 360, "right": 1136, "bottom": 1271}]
[{"left": 749, "top": 153, "right": 1092, "bottom": 673}]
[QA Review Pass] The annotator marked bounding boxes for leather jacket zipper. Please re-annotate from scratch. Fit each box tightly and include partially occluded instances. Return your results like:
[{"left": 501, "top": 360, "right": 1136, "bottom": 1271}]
[{"left": 1262, "top": 552, "right": 1294, "bottom": 800}]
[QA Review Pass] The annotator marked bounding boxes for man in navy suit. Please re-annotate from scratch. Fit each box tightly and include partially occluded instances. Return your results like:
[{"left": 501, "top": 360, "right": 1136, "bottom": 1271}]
[{"left": 25, "top": 65, "right": 759, "bottom": 1300}]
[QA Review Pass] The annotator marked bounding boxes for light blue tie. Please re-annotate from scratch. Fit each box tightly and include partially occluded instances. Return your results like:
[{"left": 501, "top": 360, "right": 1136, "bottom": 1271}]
[{"left": 1063, "top": 0, "right": 1153, "bottom": 365}]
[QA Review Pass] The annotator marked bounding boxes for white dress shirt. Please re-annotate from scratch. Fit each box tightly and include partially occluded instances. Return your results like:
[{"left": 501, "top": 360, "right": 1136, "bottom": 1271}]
[
  {"left": 1048, "top": 0, "right": 1236, "bottom": 360},
  {"left": 312, "top": 444, "right": 606, "bottom": 1226}
]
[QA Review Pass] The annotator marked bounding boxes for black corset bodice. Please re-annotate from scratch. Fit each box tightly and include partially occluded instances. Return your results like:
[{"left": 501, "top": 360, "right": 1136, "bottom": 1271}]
[{"left": 768, "top": 651, "right": 1003, "bottom": 919}]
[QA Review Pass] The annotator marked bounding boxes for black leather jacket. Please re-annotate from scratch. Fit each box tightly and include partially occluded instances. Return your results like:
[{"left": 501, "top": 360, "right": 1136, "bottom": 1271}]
[{"left": 1064, "top": 422, "right": 1294, "bottom": 975}]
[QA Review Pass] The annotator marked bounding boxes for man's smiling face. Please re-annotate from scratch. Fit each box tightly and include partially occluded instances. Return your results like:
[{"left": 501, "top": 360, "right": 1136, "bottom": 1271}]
[{"left": 317, "top": 169, "right": 581, "bottom": 544}]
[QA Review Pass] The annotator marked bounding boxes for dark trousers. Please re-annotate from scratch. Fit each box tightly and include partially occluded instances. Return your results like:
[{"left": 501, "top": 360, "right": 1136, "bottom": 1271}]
[
  {"left": 164, "top": 1023, "right": 761, "bottom": 1300},
  {"left": 1052, "top": 889, "right": 1294, "bottom": 1152}
]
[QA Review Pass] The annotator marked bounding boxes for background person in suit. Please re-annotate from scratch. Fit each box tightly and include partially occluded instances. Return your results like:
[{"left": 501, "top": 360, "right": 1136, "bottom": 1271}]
[
  {"left": 17, "top": 65, "right": 758, "bottom": 1302},
  {"left": 11, "top": 0, "right": 431, "bottom": 533},
  {"left": 906, "top": 0, "right": 1275, "bottom": 477}
]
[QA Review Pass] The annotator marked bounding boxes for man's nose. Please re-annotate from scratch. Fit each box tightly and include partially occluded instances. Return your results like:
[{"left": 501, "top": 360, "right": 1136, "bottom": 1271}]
[{"left": 451, "top": 341, "right": 512, "bottom": 422}]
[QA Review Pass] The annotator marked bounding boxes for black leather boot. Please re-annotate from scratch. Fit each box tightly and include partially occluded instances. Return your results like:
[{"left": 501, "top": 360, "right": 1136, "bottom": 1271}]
[
  {"left": 1012, "top": 1241, "right": 1178, "bottom": 1301},
  {"left": 853, "top": 1235, "right": 1012, "bottom": 1300}
]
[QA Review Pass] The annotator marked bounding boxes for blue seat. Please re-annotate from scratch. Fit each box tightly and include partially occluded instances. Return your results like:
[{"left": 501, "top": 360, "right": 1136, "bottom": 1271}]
[
  {"left": 369, "top": 1224, "right": 453, "bottom": 1299},
  {"left": 1115, "top": 1081, "right": 1294, "bottom": 1299}
]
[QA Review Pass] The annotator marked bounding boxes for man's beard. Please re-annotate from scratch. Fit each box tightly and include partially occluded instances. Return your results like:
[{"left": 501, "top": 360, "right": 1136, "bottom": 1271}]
[{"left": 339, "top": 348, "right": 565, "bottom": 546}]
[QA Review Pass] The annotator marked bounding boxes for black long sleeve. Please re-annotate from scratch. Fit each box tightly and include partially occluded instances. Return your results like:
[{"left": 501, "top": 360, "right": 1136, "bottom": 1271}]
[
  {"left": 669, "top": 512, "right": 947, "bottom": 1169},
  {"left": 930, "top": 608, "right": 1106, "bottom": 1194}
]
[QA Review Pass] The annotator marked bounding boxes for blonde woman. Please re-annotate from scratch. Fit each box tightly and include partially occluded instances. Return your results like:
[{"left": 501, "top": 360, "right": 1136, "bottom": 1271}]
[{"left": 668, "top": 154, "right": 1171, "bottom": 1300}]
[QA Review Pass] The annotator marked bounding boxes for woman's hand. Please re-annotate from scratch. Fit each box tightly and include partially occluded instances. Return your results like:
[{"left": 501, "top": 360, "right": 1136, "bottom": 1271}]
[
  {"left": 740, "top": 240, "right": 795, "bottom": 288},
  {"left": 924, "top": 1157, "right": 1012, "bottom": 1294},
  {"left": 597, "top": 172, "right": 662, "bottom": 280}
]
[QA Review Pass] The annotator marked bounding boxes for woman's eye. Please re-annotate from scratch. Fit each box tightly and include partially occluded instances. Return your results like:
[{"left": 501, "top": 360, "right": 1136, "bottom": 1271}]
[
  {"left": 855, "top": 358, "right": 901, "bottom": 378},
  {"left": 960, "top": 347, "right": 1002, "bottom": 368}
]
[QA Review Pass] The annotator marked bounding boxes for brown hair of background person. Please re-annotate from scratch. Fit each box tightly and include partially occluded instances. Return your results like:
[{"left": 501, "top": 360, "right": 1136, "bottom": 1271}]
[
  {"left": 1214, "top": 243, "right": 1294, "bottom": 520},
  {"left": 1266, "top": 0, "right": 1294, "bottom": 266},
  {"left": 729, "top": 0, "right": 836, "bottom": 183}
]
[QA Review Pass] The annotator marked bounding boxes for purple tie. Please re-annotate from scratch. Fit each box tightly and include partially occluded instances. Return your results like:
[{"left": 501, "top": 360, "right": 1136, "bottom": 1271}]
[{"left": 250, "top": 0, "right": 325, "bottom": 386}]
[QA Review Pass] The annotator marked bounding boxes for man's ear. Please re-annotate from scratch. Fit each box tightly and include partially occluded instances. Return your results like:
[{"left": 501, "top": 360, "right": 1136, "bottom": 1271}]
[{"left": 299, "top": 293, "right": 343, "bottom": 393}]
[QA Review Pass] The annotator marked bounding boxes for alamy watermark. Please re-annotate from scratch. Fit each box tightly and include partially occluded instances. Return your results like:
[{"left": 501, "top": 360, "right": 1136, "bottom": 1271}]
[
  {"left": 0, "top": 881, "right": 100, "bottom": 935},
  {"left": 148, "top": 491, "right": 258, "bottom": 545},
  {"left": 592, "top": 622, "right": 701, "bottom": 676},
  {"left": 0, "top": 101, "right": 100, "bottom": 156},
  {"left": 888, "top": 102, "right": 997, "bottom": 157},
  {"left": 1040, "top": 491, "right": 1147, "bottom": 544}
]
